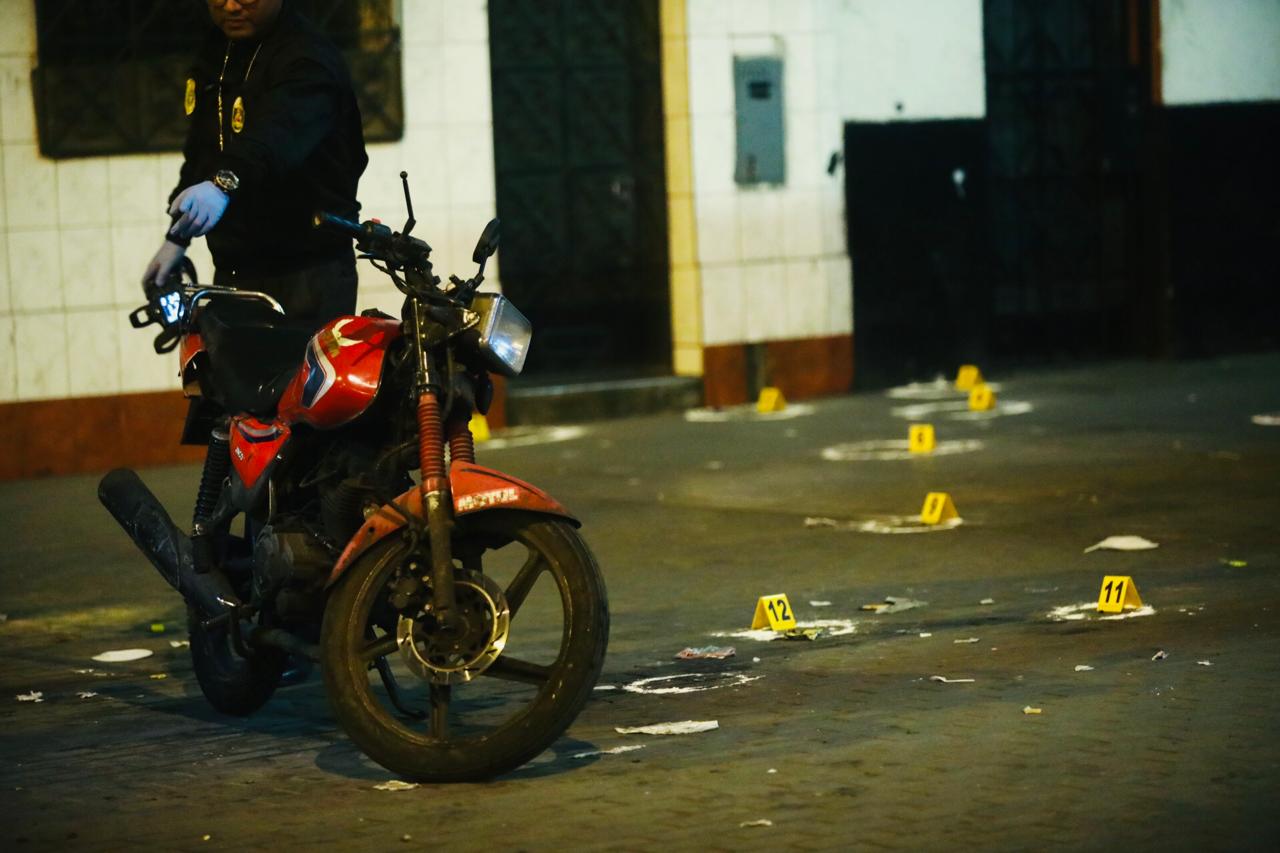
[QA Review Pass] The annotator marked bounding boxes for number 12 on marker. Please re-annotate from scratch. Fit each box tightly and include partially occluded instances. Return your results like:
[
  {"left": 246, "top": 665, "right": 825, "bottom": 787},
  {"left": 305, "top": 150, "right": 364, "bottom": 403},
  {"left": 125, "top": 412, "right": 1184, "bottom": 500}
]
[{"left": 751, "top": 593, "right": 797, "bottom": 630}]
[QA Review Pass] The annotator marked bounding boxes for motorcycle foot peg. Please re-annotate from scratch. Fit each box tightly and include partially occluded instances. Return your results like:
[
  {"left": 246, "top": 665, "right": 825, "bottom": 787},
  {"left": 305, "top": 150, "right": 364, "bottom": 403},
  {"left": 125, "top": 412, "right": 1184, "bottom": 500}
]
[{"left": 192, "top": 524, "right": 214, "bottom": 575}]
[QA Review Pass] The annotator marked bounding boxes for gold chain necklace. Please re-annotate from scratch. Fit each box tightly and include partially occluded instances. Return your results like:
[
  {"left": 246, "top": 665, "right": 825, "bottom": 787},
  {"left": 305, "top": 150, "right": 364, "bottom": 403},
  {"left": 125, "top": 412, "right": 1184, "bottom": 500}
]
[{"left": 216, "top": 41, "right": 263, "bottom": 151}]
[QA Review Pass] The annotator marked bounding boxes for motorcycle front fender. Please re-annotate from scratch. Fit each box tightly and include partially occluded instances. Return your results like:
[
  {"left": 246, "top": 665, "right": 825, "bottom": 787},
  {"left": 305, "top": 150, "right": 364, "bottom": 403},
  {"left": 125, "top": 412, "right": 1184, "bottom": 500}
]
[{"left": 325, "top": 461, "right": 579, "bottom": 588}]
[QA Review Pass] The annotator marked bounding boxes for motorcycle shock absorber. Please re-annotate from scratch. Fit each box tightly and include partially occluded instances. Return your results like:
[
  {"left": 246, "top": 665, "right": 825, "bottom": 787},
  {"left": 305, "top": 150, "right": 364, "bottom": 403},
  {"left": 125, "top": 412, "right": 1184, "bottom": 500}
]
[
  {"left": 446, "top": 415, "right": 476, "bottom": 466},
  {"left": 192, "top": 423, "right": 231, "bottom": 574},
  {"left": 417, "top": 392, "right": 457, "bottom": 618}
]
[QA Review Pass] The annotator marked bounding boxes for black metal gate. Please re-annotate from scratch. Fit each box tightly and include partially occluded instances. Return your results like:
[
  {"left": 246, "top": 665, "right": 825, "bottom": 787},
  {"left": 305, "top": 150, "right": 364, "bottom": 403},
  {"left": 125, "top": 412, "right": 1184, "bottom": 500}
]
[
  {"left": 488, "top": 0, "right": 670, "bottom": 378},
  {"left": 847, "top": 0, "right": 1156, "bottom": 389}
]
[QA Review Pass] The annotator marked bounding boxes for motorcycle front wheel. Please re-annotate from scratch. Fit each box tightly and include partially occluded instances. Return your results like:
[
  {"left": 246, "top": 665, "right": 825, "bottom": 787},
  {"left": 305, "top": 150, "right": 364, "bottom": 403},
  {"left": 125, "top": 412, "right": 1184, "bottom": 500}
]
[{"left": 320, "top": 511, "right": 609, "bottom": 782}]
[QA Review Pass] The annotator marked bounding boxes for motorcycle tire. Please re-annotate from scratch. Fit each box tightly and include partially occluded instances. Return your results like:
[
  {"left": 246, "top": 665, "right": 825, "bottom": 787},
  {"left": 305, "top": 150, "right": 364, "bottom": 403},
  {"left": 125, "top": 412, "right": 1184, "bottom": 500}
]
[
  {"left": 187, "top": 604, "right": 286, "bottom": 716},
  {"left": 321, "top": 511, "right": 609, "bottom": 782}
]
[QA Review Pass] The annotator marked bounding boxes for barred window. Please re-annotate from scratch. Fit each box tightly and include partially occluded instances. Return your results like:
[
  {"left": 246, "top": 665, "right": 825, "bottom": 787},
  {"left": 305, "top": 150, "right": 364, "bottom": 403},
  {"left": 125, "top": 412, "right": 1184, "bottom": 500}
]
[{"left": 33, "top": 0, "right": 402, "bottom": 159}]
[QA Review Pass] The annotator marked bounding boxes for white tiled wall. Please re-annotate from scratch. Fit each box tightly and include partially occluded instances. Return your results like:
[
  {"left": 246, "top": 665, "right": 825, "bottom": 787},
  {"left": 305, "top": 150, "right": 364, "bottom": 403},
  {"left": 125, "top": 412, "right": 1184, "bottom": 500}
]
[
  {"left": 1162, "top": 0, "right": 1280, "bottom": 105},
  {"left": 0, "top": 0, "right": 496, "bottom": 402},
  {"left": 686, "top": 0, "right": 851, "bottom": 347}
]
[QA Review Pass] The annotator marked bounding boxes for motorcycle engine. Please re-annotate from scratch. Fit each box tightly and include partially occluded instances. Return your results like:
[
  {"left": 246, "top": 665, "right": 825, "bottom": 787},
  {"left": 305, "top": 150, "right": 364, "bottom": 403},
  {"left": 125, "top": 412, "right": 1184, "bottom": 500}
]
[{"left": 252, "top": 523, "right": 333, "bottom": 625}]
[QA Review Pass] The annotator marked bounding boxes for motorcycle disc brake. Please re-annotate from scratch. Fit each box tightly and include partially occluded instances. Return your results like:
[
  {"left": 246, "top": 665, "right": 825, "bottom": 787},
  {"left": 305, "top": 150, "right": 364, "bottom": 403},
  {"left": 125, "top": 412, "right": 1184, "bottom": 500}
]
[{"left": 395, "top": 569, "right": 510, "bottom": 686}]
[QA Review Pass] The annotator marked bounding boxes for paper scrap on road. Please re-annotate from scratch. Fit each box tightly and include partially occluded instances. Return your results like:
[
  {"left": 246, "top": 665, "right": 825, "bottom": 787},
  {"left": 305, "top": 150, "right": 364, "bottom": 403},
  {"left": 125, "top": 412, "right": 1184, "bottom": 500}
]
[
  {"left": 954, "top": 637, "right": 980, "bottom": 644},
  {"left": 674, "top": 646, "right": 736, "bottom": 660},
  {"left": 861, "top": 597, "right": 926, "bottom": 614},
  {"left": 930, "top": 676, "right": 975, "bottom": 684},
  {"left": 169, "top": 640, "right": 190, "bottom": 648},
  {"left": 616, "top": 720, "right": 719, "bottom": 736},
  {"left": 92, "top": 648, "right": 154, "bottom": 663},
  {"left": 1074, "top": 665, "right": 1094, "bottom": 672},
  {"left": 740, "top": 819, "right": 774, "bottom": 828},
  {"left": 1252, "top": 413, "right": 1280, "bottom": 426},
  {"left": 979, "top": 598, "right": 995, "bottom": 605},
  {"left": 1151, "top": 650, "right": 1168, "bottom": 661},
  {"left": 373, "top": 780, "right": 419, "bottom": 792},
  {"left": 571, "top": 745, "right": 646, "bottom": 759},
  {"left": 1084, "top": 535, "right": 1159, "bottom": 553},
  {"left": 77, "top": 691, "right": 98, "bottom": 699},
  {"left": 806, "top": 515, "right": 962, "bottom": 535},
  {"left": 16, "top": 691, "right": 43, "bottom": 703},
  {"left": 809, "top": 600, "right": 832, "bottom": 607},
  {"left": 594, "top": 684, "right": 618, "bottom": 691},
  {"left": 919, "top": 632, "right": 933, "bottom": 638},
  {"left": 149, "top": 673, "right": 168, "bottom": 680},
  {"left": 783, "top": 628, "right": 822, "bottom": 641},
  {"left": 1022, "top": 706, "right": 1043, "bottom": 715},
  {"left": 1197, "top": 660, "right": 1213, "bottom": 666}
]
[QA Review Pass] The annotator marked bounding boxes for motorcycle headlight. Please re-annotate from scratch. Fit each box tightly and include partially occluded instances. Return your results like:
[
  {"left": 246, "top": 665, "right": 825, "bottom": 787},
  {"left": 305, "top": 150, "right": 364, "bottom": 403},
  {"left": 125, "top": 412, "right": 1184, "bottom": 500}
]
[{"left": 468, "top": 293, "right": 531, "bottom": 377}]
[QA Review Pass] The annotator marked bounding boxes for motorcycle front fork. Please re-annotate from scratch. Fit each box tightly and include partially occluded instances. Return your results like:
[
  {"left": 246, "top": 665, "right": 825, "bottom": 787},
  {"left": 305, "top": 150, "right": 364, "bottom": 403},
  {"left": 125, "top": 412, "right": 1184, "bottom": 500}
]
[{"left": 416, "top": 391, "right": 477, "bottom": 624}]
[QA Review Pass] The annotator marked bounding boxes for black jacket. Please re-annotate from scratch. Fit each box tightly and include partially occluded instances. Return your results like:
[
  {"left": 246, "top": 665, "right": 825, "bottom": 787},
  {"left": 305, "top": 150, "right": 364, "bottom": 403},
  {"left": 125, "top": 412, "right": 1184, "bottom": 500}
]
[{"left": 172, "top": 3, "right": 368, "bottom": 274}]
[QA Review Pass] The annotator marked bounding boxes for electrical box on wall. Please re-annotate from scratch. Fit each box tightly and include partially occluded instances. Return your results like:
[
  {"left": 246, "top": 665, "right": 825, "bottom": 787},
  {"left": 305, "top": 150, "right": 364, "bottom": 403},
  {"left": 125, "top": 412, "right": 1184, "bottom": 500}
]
[{"left": 734, "top": 56, "right": 785, "bottom": 185}]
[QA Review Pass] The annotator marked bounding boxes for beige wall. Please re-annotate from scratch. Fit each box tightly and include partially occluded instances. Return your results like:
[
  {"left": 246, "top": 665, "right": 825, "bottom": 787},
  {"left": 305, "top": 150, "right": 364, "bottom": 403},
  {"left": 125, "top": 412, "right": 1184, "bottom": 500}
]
[{"left": 0, "top": 0, "right": 497, "bottom": 404}]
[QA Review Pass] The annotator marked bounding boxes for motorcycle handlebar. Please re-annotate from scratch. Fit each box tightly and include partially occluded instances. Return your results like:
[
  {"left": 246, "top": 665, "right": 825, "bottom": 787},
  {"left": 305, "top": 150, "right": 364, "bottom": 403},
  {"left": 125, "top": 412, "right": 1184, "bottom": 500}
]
[
  {"left": 313, "top": 209, "right": 433, "bottom": 277},
  {"left": 312, "top": 211, "right": 362, "bottom": 240}
]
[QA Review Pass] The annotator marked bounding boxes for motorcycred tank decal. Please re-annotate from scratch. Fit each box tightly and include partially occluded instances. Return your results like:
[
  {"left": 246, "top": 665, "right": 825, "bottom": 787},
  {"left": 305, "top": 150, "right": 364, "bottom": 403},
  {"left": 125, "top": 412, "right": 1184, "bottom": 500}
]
[
  {"left": 300, "top": 340, "right": 335, "bottom": 408},
  {"left": 230, "top": 415, "right": 291, "bottom": 490},
  {"left": 276, "top": 316, "right": 401, "bottom": 430},
  {"left": 325, "top": 462, "right": 579, "bottom": 587}
]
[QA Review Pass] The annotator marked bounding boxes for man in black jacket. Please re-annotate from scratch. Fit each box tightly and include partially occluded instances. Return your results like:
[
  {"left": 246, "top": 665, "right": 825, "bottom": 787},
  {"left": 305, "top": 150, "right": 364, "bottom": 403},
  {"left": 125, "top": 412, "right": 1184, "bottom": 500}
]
[{"left": 142, "top": 0, "right": 368, "bottom": 328}]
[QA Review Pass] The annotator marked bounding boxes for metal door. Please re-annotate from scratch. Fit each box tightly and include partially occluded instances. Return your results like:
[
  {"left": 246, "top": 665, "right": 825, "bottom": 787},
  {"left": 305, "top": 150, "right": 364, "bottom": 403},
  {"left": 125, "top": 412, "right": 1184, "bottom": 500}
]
[{"left": 488, "top": 0, "right": 670, "bottom": 378}]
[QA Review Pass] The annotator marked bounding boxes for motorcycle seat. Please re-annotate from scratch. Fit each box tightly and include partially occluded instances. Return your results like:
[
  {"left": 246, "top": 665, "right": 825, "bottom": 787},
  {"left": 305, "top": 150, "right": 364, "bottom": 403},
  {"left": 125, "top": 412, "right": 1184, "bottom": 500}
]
[{"left": 194, "top": 298, "right": 315, "bottom": 417}]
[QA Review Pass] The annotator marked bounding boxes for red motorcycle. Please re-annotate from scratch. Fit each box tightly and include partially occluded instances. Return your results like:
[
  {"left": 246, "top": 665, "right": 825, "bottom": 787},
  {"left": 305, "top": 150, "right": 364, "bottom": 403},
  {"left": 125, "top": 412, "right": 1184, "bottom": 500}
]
[{"left": 100, "top": 176, "right": 608, "bottom": 781}]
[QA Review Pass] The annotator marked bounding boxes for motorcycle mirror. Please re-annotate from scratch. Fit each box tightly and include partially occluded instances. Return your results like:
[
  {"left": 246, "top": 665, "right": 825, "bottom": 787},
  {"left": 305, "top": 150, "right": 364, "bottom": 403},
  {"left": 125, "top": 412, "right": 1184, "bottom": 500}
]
[{"left": 472, "top": 219, "right": 500, "bottom": 265}]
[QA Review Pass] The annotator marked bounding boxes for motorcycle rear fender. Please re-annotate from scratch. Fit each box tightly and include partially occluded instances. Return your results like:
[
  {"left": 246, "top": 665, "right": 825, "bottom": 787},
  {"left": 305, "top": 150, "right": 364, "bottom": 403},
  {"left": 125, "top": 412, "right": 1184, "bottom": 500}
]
[{"left": 325, "top": 462, "right": 579, "bottom": 587}]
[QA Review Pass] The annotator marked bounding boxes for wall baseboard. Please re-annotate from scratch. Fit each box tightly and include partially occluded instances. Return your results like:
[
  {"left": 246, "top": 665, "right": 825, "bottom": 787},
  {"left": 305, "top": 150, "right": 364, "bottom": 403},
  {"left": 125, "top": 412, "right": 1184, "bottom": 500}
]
[{"left": 703, "top": 334, "right": 854, "bottom": 407}]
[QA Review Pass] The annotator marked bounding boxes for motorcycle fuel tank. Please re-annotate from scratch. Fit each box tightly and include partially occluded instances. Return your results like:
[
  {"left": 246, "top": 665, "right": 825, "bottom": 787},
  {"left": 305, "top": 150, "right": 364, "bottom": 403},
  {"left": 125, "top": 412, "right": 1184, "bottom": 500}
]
[{"left": 276, "top": 316, "right": 401, "bottom": 429}]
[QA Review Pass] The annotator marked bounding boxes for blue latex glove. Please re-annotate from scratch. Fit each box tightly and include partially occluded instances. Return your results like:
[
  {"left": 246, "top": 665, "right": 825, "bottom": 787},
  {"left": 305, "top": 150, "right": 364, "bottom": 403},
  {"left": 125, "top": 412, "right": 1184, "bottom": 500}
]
[{"left": 168, "top": 180, "right": 229, "bottom": 240}]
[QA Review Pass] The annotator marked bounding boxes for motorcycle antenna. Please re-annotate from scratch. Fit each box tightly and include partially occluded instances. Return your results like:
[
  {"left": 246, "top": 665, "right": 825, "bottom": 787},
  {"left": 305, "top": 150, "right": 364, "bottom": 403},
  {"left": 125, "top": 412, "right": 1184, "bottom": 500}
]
[{"left": 399, "top": 170, "right": 416, "bottom": 236}]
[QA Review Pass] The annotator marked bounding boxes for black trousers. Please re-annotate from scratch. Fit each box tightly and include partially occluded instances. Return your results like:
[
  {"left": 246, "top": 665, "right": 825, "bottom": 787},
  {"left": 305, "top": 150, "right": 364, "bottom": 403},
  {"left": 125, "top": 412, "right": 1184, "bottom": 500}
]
[{"left": 213, "top": 254, "right": 358, "bottom": 330}]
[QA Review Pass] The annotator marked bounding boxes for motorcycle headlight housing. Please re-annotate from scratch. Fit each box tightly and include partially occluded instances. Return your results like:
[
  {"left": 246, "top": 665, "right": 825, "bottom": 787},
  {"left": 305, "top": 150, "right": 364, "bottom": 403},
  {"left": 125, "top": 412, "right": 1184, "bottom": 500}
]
[{"left": 468, "top": 293, "right": 531, "bottom": 377}]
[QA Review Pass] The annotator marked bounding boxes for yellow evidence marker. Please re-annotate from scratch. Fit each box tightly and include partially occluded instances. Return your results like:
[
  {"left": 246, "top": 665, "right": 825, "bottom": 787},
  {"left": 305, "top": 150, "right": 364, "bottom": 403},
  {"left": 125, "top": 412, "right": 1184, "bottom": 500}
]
[
  {"left": 469, "top": 411, "right": 491, "bottom": 442},
  {"left": 1096, "top": 575, "right": 1143, "bottom": 613},
  {"left": 756, "top": 386, "right": 787, "bottom": 413},
  {"left": 751, "top": 593, "right": 797, "bottom": 631},
  {"left": 955, "top": 364, "right": 983, "bottom": 390},
  {"left": 968, "top": 384, "right": 996, "bottom": 411},
  {"left": 909, "top": 423, "right": 936, "bottom": 453},
  {"left": 920, "top": 492, "right": 959, "bottom": 525}
]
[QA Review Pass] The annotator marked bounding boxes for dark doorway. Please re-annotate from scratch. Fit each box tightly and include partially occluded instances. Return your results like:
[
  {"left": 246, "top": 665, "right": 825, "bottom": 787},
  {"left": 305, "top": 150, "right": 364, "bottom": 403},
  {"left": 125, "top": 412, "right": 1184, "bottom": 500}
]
[
  {"left": 846, "top": 0, "right": 1157, "bottom": 389},
  {"left": 488, "top": 0, "right": 670, "bottom": 379}
]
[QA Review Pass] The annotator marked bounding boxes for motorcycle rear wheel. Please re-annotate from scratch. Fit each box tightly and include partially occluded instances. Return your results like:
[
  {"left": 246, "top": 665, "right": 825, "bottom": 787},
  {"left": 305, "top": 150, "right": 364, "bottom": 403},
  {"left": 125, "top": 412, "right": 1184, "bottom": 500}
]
[
  {"left": 320, "top": 511, "right": 609, "bottom": 782},
  {"left": 187, "top": 604, "right": 285, "bottom": 715}
]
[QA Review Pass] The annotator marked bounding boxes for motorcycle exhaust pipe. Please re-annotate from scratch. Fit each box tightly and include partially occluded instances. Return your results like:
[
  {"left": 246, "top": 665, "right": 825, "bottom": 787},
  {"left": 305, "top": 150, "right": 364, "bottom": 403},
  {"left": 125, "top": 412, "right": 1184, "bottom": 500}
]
[{"left": 97, "top": 468, "right": 241, "bottom": 618}]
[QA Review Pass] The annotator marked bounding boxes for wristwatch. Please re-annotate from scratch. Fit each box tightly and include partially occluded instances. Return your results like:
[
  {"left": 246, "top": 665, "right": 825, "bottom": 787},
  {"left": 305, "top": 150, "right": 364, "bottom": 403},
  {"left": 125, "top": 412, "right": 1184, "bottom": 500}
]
[{"left": 212, "top": 169, "right": 240, "bottom": 196}]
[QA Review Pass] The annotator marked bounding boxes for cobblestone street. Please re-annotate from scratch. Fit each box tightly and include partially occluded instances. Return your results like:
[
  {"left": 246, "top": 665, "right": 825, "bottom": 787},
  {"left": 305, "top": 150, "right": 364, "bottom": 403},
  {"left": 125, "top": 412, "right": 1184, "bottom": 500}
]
[{"left": 3, "top": 355, "right": 1279, "bottom": 851}]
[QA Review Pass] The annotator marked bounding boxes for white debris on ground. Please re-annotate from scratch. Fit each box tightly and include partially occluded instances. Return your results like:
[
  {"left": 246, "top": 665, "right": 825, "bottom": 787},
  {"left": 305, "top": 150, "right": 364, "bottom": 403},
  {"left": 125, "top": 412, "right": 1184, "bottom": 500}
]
[
  {"left": 77, "top": 691, "right": 98, "bottom": 699},
  {"left": 1074, "top": 665, "right": 1095, "bottom": 672},
  {"left": 622, "top": 673, "right": 763, "bottom": 695},
  {"left": 169, "top": 640, "right": 190, "bottom": 648},
  {"left": 1047, "top": 602, "right": 1157, "bottom": 622},
  {"left": 1083, "top": 535, "right": 1159, "bottom": 553},
  {"left": 979, "top": 598, "right": 995, "bottom": 605},
  {"left": 373, "top": 780, "right": 419, "bottom": 792},
  {"left": 593, "top": 684, "right": 618, "bottom": 691},
  {"left": 887, "top": 377, "right": 1004, "bottom": 400},
  {"left": 92, "top": 649, "right": 154, "bottom": 663},
  {"left": 480, "top": 425, "right": 588, "bottom": 450},
  {"left": 739, "top": 819, "right": 774, "bottom": 828},
  {"left": 805, "top": 515, "right": 963, "bottom": 535},
  {"left": 809, "top": 600, "right": 832, "bottom": 607},
  {"left": 571, "top": 745, "right": 646, "bottom": 760},
  {"left": 1022, "top": 706, "right": 1043, "bottom": 715},
  {"left": 819, "top": 438, "right": 985, "bottom": 461},
  {"left": 1197, "top": 660, "right": 1213, "bottom": 666},
  {"left": 712, "top": 619, "right": 857, "bottom": 643},
  {"left": 615, "top": 720, "right": 719, "bottom": 736},
  {"left": 954, "top": 637, "right": 980, "bottom": 644},
  {"left": 684, "top": 403, "right": 815, "bottom": 423},
  {"left": 674, "top": 646, "right": 735, "bottom": 660},
  {"left": 1151, "top": 650, "right": 1168, "bottom": 661},
  {"left": 1252, "top": 413, "right": 1280, "bottom": 426},
  {"left": 930, "top": 676, "right": 975, "bottom": 684},
  {"left": 890, "top": 400, "right": 1033, "bottom": 421},
  {"left": 918, "top": 632, "right": 933, "bottom": 638},
  {"left": 17, "top": 691, "right": 43, "bottom": 703}
]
